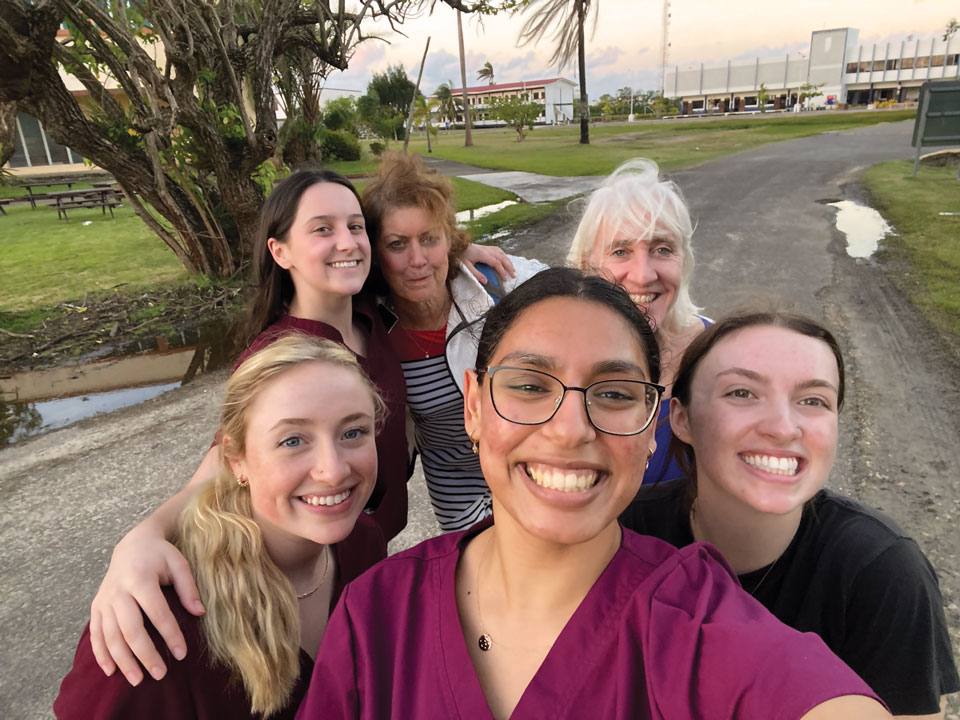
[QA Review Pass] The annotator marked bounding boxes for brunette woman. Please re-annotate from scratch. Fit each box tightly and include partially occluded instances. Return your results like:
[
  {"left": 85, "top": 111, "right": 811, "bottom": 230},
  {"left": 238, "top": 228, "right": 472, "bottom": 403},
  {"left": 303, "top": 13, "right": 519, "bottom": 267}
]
[
  {"left": 297, "top": 269, "right": 889, "bottom": 720},
  {"left": 56, "top": 336, "right": 387, "bottom": 719},
  {"left": 621, "top": 308, "right": 959, "bottom": 718}
]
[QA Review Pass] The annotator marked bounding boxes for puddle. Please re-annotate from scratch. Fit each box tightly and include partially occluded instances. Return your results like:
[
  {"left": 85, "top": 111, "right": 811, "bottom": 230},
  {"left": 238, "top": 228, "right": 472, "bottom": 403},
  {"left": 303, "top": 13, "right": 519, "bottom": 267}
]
[
  {"left": 827, "top": 200, "right": 893, "bottom": 258},
  {"left": 456, "top": 200, "right": 517, "bottom": 224},
  {"left": 1, "top": 323, "right": 237, "bottom": 448}
]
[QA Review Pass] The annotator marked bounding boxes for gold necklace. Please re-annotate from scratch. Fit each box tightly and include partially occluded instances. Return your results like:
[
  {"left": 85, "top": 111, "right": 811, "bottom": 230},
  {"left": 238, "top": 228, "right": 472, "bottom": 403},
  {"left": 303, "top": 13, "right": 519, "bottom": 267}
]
[
  {"left": 403, "top": 327, "right": 440, "bottom": 359},
  {"left": 296, "top": 545, "right": 330, "bottom": 601}
]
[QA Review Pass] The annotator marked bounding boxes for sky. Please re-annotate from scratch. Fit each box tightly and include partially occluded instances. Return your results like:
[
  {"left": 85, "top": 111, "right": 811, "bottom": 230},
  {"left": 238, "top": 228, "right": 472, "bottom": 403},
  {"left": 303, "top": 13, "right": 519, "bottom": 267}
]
[{"left": 320, "top": 0, "right": 952, "bottom": 100}]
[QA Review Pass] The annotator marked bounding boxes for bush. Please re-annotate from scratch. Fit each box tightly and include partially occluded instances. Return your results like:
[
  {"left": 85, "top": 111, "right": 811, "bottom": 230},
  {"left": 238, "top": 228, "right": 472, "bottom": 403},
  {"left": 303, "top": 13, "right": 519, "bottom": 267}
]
[
  {"left": 322, "top": 130, "right": 361, "bottom": 162},
  {"left": 369, "top": 141, "right": 386, "bottom": 157}
]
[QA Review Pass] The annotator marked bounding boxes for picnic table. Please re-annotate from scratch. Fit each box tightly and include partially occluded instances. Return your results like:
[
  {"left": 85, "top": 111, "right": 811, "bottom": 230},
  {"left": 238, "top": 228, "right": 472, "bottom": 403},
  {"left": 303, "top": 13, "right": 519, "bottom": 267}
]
[
  {"left": 47, "top": 188, "right": 124, "bottom": 221},
  {"left": 19, "top": 180, "right": 76, "bottom": 209}
]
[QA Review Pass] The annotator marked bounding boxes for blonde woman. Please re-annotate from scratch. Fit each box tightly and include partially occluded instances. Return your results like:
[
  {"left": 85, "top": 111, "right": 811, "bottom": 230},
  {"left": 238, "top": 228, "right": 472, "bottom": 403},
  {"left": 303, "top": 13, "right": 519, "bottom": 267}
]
[
  {"left": 569, "top": 158, "right": 708, "bottom": 484},
  {"left": 55, "top": 335, "right": 387, "bottom": 719}
]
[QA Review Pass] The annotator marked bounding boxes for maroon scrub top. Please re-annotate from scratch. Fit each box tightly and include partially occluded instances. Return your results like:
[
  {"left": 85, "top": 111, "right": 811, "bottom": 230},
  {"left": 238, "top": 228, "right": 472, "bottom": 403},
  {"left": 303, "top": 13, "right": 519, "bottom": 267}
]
[
  {"left": 54, "top": 514, "right": 386, "bottom": 720},
  {"left": 298, "top": 519, "right": 882, "bottom": 719}
]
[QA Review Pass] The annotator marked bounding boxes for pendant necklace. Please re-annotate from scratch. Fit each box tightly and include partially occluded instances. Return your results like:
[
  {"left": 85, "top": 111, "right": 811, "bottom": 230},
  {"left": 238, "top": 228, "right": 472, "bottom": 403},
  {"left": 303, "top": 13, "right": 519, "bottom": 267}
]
[
  {"left": 404, "top": 327, "right": 437, "bottom": 359},
  {"left": 475, "top": 540, "right": 493, "bottom": 651},
  {"left": 296, "top": 545, "right": 330, "bottom": 601}
]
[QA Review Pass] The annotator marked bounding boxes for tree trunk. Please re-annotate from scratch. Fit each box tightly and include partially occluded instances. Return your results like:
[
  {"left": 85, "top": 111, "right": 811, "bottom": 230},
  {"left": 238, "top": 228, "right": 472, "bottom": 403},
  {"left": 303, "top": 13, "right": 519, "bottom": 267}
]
[
  {"left": 0, "top": 100, "right": 15, "bottom": 166},
  {"left": 577, "top": 0, "right": 589, "bottom": 145},
  {"left": 457, "top": 11, "right": 473, "bottom": 147}
]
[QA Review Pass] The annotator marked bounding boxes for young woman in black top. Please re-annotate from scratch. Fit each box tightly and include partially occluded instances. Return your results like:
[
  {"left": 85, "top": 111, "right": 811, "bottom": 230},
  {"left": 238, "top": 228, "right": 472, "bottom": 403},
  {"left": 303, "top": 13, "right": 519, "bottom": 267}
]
[{"left": 620, "top": 307, "right": 959, "bottom": 718}]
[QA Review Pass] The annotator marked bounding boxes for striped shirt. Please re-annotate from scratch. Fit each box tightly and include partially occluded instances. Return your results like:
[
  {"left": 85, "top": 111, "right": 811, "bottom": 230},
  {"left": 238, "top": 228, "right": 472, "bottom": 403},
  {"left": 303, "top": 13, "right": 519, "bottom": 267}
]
[{"left": 401, "top": 353, "right": 492, "bottom": 532}]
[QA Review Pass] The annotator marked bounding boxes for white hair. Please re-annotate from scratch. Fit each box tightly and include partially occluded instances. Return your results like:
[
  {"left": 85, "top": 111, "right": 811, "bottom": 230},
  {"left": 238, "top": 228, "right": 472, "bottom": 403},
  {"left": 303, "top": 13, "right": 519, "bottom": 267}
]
[{"left": 568, "top": 158, "right": 701, "bottom": 334}]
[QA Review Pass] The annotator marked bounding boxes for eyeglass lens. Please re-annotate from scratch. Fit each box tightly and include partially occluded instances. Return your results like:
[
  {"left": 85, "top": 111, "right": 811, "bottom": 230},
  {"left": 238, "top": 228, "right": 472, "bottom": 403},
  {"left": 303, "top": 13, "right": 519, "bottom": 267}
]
[{"left": 489, "top": 367, "right": 659, "bottom": 435}]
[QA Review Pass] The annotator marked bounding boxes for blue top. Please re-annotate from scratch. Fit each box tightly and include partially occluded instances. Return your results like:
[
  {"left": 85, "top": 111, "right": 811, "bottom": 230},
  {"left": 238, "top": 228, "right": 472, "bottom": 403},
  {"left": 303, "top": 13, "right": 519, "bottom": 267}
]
[{"left": 642, "top": 315, "right": 712, "bottom": 486}]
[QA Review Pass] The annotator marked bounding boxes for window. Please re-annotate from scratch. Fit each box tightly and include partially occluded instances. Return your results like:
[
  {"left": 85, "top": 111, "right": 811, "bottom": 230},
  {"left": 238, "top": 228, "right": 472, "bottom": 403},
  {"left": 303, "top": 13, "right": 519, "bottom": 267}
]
[
  {"left": 859, "top": 61, "right": 871, "bottom": 72},
  {"left": 872, "top": 60, "right": 885, "bottom": 71},
  {"left": 901, "top": 57, "right": 915, "bottom": 69},
  {"left": 916, "top": 56, "right": 930, "bottom": 68},
  {"left": 932, "top": 54, "right": 945, "bottom": 67},
  {"left": 885, "top": 59, "right": 899, "bottom": 71},
  {"left": 846, "top": 62, "right": 859, "bottom": 73},
  {"left": 948, "top": 54, "right": 960, "bottom": 66}
]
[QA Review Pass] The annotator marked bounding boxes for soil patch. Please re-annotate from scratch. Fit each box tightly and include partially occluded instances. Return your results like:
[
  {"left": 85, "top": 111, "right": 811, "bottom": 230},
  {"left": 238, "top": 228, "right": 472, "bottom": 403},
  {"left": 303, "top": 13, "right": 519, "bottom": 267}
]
[{"left": 0, "top": 284, "right": 246, "bottom": 373}]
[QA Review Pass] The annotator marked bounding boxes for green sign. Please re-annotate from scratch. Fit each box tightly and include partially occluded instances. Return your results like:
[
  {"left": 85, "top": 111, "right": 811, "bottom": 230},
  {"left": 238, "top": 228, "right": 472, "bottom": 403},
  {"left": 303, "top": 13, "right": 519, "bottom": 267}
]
[{"left": 912, "top": 80, "right": 960, "bottom": 147}]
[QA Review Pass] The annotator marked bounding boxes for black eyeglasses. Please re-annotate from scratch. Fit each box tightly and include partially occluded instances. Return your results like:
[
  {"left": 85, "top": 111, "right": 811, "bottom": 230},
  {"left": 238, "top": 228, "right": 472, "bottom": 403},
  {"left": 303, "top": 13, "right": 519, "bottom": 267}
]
[{"left": 482, "top": 366, "right": 664, "bottom": 436}]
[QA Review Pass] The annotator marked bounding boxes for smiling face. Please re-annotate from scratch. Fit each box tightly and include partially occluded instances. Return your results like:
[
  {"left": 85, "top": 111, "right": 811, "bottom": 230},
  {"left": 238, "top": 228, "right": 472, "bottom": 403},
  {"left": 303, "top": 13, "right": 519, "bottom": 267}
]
[
  {"left": 268, "top": 182, "right": 370, "bottom": 301},
  {"left": 464, "top": 296, "right": 657, "bottom": 546},
  {"left": 228, "top": 361, "right": 378, "bottom": 551},
  {"left": 670, "top": 325, "right": 840, "bottom": 518},
  {"left": 376, "top": 205, "right": 451, "bottom": 305},
  {"left": 589, "top": 222, "right": 684, "bottom": 332}
]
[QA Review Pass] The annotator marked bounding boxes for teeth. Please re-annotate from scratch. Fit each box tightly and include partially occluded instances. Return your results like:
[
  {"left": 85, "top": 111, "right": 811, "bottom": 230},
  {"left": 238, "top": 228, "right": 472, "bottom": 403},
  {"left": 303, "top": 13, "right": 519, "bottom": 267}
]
[
  {"left": 630, "top": 294, "right": 656, "bottom": 305},
  {"left": 330, "top": 260, "right": 359, "bottom": 268},
  {"left": 525, "top": 463, "right": 599, "bottom": 493},
  {"left": 740, "top": 454, "right": 799, "bottom": 476},
  {"left": 300, "top": 490, "right": 352, "bottom": 507}
]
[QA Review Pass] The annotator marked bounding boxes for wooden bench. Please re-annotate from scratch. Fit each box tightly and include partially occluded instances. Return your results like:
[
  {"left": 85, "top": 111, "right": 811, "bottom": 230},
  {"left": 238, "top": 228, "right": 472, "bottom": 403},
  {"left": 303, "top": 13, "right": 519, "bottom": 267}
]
[
  {"left": 0, "top": 197, "right": 15, "bottom": 215},
  {"left": 56, "top": 197, "right": 122, "bottom": 221}
]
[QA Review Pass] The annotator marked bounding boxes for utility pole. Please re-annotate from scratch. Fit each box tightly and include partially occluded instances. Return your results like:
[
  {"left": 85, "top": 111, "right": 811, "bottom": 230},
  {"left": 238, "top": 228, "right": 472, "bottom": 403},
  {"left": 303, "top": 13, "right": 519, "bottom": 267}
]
[{"left": 660, "top": 0, "right": 671, "bottom": 96}]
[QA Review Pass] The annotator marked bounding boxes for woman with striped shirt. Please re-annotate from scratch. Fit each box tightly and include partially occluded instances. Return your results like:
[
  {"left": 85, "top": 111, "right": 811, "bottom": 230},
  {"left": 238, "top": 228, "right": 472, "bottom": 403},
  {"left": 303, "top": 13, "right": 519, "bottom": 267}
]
[{"left": 363, "top": 152, "right": 547, "bottom": 531}]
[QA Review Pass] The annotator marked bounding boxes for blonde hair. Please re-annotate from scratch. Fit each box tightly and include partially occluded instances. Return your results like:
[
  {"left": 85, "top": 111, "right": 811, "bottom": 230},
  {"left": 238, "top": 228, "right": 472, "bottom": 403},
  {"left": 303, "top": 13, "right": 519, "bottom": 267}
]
[
  {"left": 177, "top": 334, "right": 385, "bottom": 716},
  {"left": 568, "top": 158, "right": 702, "bottom": 334}
]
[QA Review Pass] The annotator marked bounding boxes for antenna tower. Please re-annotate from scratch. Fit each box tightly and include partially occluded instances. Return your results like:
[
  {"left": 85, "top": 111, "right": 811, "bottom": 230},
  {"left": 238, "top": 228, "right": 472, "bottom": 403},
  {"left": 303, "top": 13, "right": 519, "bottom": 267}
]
[{"left": 659, "top": 0, "right": 671, "bottom": 95}]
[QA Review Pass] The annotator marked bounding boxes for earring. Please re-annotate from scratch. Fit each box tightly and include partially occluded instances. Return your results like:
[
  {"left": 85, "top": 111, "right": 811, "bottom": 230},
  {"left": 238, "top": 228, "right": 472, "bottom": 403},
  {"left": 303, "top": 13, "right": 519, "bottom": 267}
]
[
  {"left": 644, "top": 449, "right": 654, "bottom": 472},
  {"left": 237, "top": 474, "right": 249, "bottom": 487},
  {"left": 470, "top": 436, "right": 479, "bottom": 455}
]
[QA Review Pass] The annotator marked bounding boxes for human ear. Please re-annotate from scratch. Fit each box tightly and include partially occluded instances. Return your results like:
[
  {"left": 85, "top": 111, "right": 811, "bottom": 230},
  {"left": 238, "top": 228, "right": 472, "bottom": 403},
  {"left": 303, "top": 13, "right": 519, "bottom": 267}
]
[
  {"left": 267, "top": 237, "right": 292, "bottom": 269},
  {"left": 463, "top": 369, "right": 483, "bottom": 441},
  {"left": 669, "top": 398, "right": 694, "bottom": 445},
  {"left": 222, "top": 436, "right": 247, "bottom": 480}
]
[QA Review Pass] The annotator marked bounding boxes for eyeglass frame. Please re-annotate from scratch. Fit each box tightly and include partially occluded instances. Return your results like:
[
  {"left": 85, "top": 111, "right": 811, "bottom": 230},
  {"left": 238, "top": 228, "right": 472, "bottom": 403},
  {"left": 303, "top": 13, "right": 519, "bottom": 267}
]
[{"left": 478, "top": 365, "right": 665, "bottom": 437}]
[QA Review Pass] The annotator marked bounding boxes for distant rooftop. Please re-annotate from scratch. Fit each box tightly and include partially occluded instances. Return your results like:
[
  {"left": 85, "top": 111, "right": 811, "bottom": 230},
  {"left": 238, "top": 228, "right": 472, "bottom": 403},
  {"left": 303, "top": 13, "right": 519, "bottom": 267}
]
[{"left": 451, "top": 77, "right": 574, "bottom": 94}]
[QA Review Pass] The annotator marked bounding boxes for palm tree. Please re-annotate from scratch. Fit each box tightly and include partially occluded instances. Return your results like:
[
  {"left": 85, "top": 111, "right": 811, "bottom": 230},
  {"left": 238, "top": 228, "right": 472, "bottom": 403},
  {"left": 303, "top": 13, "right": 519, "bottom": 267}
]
[
  {"left": 518, "top": 0, "right": 595, "bottom": 144},
  {"left": 477, "top": 61, "right": 495, "bottom": 85},
  {"left": 434, "top": 81, "right": 460, "bottom": 128},
  {"left": 456, "top": 10, "right": 473, "bottom": 146}
]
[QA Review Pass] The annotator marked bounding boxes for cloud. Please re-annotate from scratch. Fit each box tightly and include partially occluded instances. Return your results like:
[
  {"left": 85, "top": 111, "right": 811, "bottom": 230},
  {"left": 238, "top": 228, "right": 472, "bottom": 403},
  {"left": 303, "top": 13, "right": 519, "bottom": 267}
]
[{"left": 587, "top": 45, "right": 624, "bottom": 67}]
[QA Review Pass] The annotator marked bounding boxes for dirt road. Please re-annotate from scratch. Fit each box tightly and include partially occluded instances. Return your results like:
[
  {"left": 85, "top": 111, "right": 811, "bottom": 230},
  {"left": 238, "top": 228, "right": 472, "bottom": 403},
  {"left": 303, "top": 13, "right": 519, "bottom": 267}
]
[{"left": 2, "top": 119, "right": 957, "bottom": 717}]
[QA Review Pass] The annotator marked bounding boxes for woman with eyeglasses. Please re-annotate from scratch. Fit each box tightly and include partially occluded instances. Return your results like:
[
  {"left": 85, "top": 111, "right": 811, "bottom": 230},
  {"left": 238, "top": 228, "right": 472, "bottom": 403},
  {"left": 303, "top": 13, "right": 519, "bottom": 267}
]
[
  {"left": 296, "top": 268, "right": 888, "bottom": 719},
  {"left": 620, "top": 308, "right": 959, "bottom": 718}
]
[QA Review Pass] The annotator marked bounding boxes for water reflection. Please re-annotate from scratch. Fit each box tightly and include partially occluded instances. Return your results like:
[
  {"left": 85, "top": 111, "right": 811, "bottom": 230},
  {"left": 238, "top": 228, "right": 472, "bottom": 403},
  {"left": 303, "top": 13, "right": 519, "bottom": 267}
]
[
  {"left": 455, "top": 200, "right": 518, "bottom": 224},
  {"left": 828, "top": 200, "right": 893, "bottom": 259},
  {"left": 0, "top": 322, "right": 238, "bottom": 448}
]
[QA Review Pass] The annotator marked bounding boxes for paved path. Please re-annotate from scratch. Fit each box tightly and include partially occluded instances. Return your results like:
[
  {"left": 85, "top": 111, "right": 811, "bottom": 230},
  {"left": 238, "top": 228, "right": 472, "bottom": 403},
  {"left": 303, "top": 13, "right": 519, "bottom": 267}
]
[{"left": 4, "top": 119, "right": 959, "bottom": 718}]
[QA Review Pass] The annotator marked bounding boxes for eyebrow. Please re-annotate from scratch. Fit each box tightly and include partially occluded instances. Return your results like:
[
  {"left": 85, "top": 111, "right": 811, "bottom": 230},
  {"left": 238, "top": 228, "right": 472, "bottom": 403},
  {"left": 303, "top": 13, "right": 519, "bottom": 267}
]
[
  {"left": 304, "top": 214, "right": 364, "bottom": 224},
  {"left": 716, "top": 368, "right": 838, "bottom": 394},
  {"left": 383, "top": 229, "right": 437, "bottom": 241},
  {"left": 493, "top": 353, "right": 646, "bottom": 378}
]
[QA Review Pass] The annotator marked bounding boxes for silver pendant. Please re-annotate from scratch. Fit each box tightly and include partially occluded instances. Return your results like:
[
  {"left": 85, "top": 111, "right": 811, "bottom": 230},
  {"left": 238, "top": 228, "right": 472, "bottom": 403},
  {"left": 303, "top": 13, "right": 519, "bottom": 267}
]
[{"left": 478, "top": 634, "right": 492, "bottom": 652}]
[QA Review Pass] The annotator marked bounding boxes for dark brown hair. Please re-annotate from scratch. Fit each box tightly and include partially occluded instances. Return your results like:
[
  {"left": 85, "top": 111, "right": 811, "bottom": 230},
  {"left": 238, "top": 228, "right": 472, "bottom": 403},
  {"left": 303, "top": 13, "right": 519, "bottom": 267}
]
[
  {"left": 474, "top": 267, "right": 661, "bottom": 384},
  {"left": 243, "top": 169, "right": 363, "bottom": 345},
  {"left": 361, "top": 151, "right": 470, "bottom": 296},
  {"left": 669, "top": 306, "right": 845, "bottom": 502}
]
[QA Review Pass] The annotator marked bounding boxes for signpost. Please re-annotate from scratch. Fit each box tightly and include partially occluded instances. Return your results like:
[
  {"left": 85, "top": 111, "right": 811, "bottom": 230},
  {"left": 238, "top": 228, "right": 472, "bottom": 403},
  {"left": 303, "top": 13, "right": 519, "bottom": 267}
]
[{"left": 911, "top": 80, "right": 960, "bottom": 178}]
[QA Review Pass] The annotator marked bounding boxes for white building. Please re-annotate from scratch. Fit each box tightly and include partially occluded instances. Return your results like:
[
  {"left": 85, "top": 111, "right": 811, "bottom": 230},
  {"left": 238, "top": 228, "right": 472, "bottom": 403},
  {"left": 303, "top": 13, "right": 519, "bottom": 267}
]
[
  {"left": 664, "top": 28, "right": 960, "bottom": 114},
  {"left": 444, "top": 77, "right": 577, "bottom": 126}
]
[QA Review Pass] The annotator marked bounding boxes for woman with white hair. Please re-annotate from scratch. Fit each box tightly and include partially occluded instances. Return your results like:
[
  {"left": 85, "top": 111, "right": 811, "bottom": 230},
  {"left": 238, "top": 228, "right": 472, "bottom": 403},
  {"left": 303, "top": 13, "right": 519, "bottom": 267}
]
[{"left": 569, "top": 158, "right": 707, "bottom": 484}]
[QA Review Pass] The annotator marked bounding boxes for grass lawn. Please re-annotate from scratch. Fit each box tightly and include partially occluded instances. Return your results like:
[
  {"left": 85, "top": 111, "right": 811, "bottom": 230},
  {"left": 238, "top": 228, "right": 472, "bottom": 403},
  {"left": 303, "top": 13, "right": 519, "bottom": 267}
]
[
  {"left": 401, "top": 110, "right": 916, "bottom": 177},
  {"left": 0, "top": 176, "right": 513, "bottom": 328},
  {"left": 0, "top": 203, "right": 187, "bottom": 314},
  {"left": 863, "top": 160, "right": 960, "bottom": 339},
  {"left": 0, "top": 181, "right": 94, "bottom": 199},
  {"left": 462, "top": 199, "right": 565, "bottom": 242}
]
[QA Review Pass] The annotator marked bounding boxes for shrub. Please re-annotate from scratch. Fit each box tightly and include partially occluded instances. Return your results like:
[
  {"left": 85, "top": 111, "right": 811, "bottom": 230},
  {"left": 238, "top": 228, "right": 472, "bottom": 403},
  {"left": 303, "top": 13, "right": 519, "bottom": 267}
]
[
  {"left": 369, "top": 141, "right": 386, "bottom": 157},
  {"left": 322, "top": 130, "right": 361, "bottom": 161}
]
